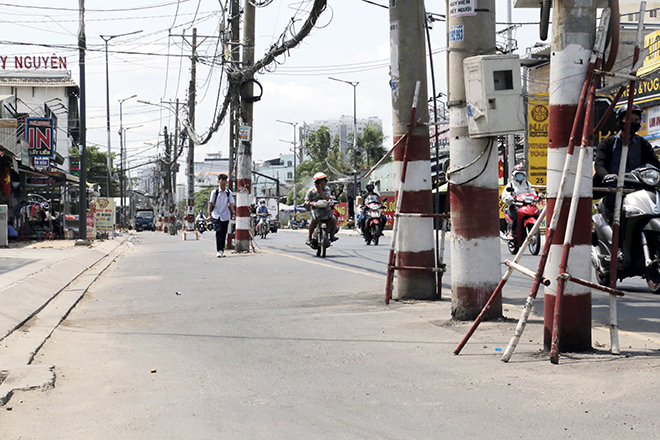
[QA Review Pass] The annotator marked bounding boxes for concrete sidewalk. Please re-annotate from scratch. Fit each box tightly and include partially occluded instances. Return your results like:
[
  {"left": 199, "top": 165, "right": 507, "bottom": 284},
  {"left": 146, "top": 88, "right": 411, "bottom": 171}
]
[{"left": 0, "top": 235, "right": 129, "bottom": 342}]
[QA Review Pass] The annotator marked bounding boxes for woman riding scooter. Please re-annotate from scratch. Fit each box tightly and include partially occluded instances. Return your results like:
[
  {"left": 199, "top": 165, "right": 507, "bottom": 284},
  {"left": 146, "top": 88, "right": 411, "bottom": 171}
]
[{"left": 501, "top": 164, "right": 536, "bottom": 240}]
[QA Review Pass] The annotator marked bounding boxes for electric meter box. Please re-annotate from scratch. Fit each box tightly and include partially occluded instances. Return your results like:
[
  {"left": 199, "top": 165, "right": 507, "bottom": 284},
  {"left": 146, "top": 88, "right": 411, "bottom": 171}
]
[{"left": 463, "top": 54, "right": 525, "bottom": 137}]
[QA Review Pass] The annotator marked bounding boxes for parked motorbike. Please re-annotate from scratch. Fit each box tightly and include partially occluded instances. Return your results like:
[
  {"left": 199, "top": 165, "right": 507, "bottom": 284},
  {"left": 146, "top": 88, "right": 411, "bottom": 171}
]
[
  {"left": 362, "top": 200, "right": 385, "bottom": 245},
  {"left": 592, "top": 165, "right": 660, "bottom": 293},
  {"left": 290, "top": 218, "right": 308, "bottom": 230},
  {"left": 195, "top": 218, "right": 208, "bottom": 234},
  {"left": 257, "top": 215, "right": 270, "bottom": 239},
  {"left": 502, "top": 188, "right": 541, "bottom": 255},
  {"left": 309, "top": 199, "right": 335, "bottom": 258}
]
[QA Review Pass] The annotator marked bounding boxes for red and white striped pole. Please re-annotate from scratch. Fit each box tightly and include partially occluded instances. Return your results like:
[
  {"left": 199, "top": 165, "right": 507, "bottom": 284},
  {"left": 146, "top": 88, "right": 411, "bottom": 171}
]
[
  {"left": 447, "top": 2, "right": 501, "bottom": 320},
  {"left": 389, "top": 1, "right": 435, "bottom": 300},
  {"left": 235, "top": 0, "right": 255, "bottom": 253},
  {"left": 544, "top": 0, "right": 596, "bottom": 352}
]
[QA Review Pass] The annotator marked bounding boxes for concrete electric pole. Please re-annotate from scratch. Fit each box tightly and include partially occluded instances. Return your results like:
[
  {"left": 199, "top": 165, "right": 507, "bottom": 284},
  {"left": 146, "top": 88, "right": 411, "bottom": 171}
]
[
  {"left": 544, "top": 0, "right": 596, "bottom": 352},
  {"left": 447, "top": 1, "right": 501, "bottom": 319},
  {"left": 235, "top": 0, "right": 255, "bottom": 253},
  {"left": 389, "top": 0, "right": 436, "bottom": 300},
  {"left": 185, "top": 28, "right": 198, "bottom": 232}
]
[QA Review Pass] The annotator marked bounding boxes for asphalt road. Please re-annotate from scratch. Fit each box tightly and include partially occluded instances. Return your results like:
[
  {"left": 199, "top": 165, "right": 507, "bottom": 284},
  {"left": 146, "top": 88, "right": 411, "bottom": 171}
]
[{"left": 1, "top": 229, "right": 659, "bottom": 439}]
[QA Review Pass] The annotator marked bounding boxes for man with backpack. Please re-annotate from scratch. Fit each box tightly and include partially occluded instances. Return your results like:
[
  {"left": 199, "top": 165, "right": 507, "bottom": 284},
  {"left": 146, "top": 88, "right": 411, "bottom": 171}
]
[{"left": 208, "top": 173, "right": 235, "bottom": 257}]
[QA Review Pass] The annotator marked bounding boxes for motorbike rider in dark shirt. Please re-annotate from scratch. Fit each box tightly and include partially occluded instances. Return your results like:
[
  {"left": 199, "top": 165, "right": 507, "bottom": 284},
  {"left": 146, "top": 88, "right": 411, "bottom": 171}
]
[
  {"left": 358, "top": 181, "right": 386, "bottom": 235},
  {"left": 594, "top": 104, "right": 660, "bottom": 223}
]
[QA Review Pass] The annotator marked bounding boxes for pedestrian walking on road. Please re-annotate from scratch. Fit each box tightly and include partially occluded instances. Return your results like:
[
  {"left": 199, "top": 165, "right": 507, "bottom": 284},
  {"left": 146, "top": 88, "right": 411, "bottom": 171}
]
[{"left": 209, "top": 173, "right": 235, "bottom": 257}]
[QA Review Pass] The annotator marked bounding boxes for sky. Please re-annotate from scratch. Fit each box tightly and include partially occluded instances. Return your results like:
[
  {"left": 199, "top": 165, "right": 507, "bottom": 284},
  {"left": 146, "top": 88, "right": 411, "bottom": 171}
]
[{"left": 0, "top": 0, "right": 545, "bottom": 181}]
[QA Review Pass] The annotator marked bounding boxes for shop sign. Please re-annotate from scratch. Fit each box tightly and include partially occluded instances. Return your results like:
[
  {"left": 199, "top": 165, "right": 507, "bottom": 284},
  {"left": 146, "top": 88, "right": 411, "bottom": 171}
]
[
  {"left": 618, "top": 70, "right": 660, "bottom": 106},
  {"left": 93, "top": 197, "right": 115, "bottom": 232},
  {"left": 26, "top": 176, "right": 57, "bottom": 187},
  {"left": 527, "top": 93, "right": 549, "bottom": 187},
  {"left": 647, "top": 105, "right": 660, "bottom": 141},
  {"left": 70, "top": 157, "right": 80, "bottom": 176},
  {"left": 33, "top": 157, "right": 49, "bottom": 170},
  {"left": 26, "top": 118, "right": 55, "bottom": 158},
  {"left": 0, "top": 54, "right": 67, "bottom": 70}
]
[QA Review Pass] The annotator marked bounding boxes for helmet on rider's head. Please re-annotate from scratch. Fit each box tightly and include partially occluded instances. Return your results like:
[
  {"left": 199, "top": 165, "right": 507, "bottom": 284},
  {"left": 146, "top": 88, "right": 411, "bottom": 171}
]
[
  {"left": 511, "top": 164, "right": 526, "bottom": 183},
  {"left": 616, "top": 104, "right": 642, "bottom": 121},
  {"left": 313, "top": 172, "right": 327, "bottom": 182},
  {"left": 259, "top": 199, "right": 266, "bottom": 205},
  {"left": 366, "top": 181, "right": 375, "bottom": 191}
]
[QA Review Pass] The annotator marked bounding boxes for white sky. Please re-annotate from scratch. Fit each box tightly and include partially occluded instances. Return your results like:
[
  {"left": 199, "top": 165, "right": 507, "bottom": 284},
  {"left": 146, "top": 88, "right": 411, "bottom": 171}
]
[{"left": 0, "top": 0, "right": 544, "bottom": 179}]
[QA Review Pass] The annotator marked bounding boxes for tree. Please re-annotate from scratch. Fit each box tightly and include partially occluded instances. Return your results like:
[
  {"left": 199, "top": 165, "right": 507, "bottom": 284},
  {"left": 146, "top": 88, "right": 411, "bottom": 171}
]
[
  {"left": 71, "top": 144, "right": 119, "bottom": 197},
  {"left": 359, "top": 123, "right": 387, "bottom": 168}
]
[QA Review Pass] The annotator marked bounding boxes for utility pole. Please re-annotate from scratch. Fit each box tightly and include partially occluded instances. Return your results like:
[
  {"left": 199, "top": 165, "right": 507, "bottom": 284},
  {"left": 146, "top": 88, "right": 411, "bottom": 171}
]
[
  {"left": 78, "top": 0, "right": 88, "bottom": 241},
  {"left": 544, "top": 0, "right": 596, "bottom": 352},
  {"left": 389, "top": 0, "right": 435, "bottom": 300},
  {"left": 276, "top": 119, "right": 297, "bottom": 218},
  {"left": 226, "top": 0, "right": 241, "bottom": 249},
  {"left": 235, "top": 0, "right": 255, "bottom": 252},
  {"left": 163, "top": 125, "right": 172, "bottom": 233},
  {"left": 447, "top": 1, "right": 501, "bottom": 319},
  {"left": 185, "top": 28, "right": 198, "bottom": 232}
]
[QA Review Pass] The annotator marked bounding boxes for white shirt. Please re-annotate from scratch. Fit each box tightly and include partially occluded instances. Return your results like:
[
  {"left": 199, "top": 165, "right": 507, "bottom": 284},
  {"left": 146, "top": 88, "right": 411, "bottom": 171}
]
[{"left": 209, "top": 187, "right": 235, "bottom": 221}]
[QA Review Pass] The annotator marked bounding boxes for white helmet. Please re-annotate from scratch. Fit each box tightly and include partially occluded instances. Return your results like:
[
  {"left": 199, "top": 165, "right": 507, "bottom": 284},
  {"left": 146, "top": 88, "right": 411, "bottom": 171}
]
[{"left": 313, "top": 172, "right": 327, "bottom": 182}]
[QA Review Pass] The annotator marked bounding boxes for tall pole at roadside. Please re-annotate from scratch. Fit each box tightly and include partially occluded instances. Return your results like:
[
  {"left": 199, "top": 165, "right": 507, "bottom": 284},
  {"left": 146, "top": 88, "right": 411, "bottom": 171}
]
[
  {"left": 78, "top": 0, "right": 88, "bottom": 241},
  {"left": 329, "top": 77, "right": 359, "bottom": 222},
  {"left": 225, "top": 0, "right": 241, "bottom": 249},
  {"left": 185, "top": 28, "right": 198, "bottom": 232},
  {"left": 389, "top": 0, "right": 435, "bottom": 300},
  {"left": 447, "top": 1, "right": 501, "bottom": 318},
  {"left": 235, "top": 0, "right": 255, "bottom": 252},
  {"left": 544, "top": 0, "right": 596, "bottom": 352},
  {"left": 276, "top": 119, "right": 298, "bottom": 218},
  {"left": 101, "top": 30, "right": 142, "bottom": 200}
]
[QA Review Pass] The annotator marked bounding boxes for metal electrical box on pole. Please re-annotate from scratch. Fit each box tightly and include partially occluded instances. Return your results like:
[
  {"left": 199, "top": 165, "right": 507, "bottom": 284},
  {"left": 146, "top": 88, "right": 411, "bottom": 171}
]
[{"left": 463, "top": 54, "right": 525, "bottom": 137}]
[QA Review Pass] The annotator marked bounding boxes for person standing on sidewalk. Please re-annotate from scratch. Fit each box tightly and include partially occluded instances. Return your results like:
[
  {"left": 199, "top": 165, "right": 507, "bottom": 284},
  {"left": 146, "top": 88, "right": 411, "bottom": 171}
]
[{"left": 209, "top": 173, "right": 235, "bottom": 257}]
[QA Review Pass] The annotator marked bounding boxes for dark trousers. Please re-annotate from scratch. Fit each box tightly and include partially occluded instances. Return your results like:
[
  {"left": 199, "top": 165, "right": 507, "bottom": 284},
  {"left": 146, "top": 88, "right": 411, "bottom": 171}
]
[
  {"left": 507, "top": 205, "right": 519, "bottom": 232},
  {"left": 215, "top": 219, "right": 229, "bottom": 251}
]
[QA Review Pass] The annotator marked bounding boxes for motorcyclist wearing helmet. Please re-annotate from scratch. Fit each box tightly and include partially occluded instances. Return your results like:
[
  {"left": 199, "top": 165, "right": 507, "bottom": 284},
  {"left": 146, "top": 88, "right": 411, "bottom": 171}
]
[
  {"left": 358, "top": 181, "right": 386, "bottom": 235},
  {"left": 595, "top": 104, "right": 660, "bottom": 222},
  {"left": 256, "top": 199, "right": 270, "bottom": 233},
  {"left": 501, "top": 164, "right": 536, "bottom": 240},
  {"left": 304, "top": 172, "right": 338, "bottom": 245}
]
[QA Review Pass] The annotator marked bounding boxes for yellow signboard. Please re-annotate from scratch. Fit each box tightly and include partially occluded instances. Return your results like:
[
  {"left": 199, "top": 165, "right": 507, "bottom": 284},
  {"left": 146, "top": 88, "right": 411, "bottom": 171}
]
[
  {"left": 528, "top": 93, "right": 549, "bottom": 187},
  {"left": 643, "top": 29, "right": 660, "bottom": 71}
]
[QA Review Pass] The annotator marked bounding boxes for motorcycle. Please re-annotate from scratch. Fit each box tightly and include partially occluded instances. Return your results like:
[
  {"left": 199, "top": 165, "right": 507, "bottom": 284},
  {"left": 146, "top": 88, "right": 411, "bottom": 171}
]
[
  {"left": 361, "top": 200, "right": 386, "bottom": 245},
  {"left": 290, "top": 218, "right": 308, "bottom": 230},
  {"left": 309, "top": 199, "right": 335, "bottom": 258},
  {"left": 195, "top": 218, "right": 208, "bottom": 234},
  {"left": 256, "top": 215, "right": 270, "bottom": 239},
  {"left": 502, "top": 188, "right": 541, "bottom": 255},
  {"left": 592, "top": 165, "right": 660, "bottom": 293}
]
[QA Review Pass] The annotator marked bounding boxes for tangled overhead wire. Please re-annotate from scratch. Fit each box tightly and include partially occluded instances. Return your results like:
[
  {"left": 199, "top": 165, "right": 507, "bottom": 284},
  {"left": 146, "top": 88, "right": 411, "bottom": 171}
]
[{"left": 197, "top": 0, "right": 328, "bottom": 145}]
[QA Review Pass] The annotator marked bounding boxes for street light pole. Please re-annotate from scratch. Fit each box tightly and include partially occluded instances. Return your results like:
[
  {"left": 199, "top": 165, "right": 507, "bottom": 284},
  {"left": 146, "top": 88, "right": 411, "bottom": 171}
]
[
  {"left": 100, "top": 30, "right": 142, "bottom": 200},
  {"left": 329, "top": 77, "right": 359, "bottom": 224},
  {"left": 138, "top": 98, "right": 183, "bottom": 234},
  {"left": 118, "top": 94, "right": 137, "bottom": 228},
  {"left": 276, "top": 119, "right": 298, "bottom": 219}
]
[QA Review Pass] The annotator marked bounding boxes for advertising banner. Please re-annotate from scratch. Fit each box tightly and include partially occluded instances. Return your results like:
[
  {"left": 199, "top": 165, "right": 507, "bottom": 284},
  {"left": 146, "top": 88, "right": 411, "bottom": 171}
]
[
  {"left": 25, "top": 118, "right": 55, "bottom": 158},
  {"left": 527, "top": 94, "right": 549, "bottom": 187},
  {"left": 335, "top": 202, "right": 348, "bottom": 227},
  {"left": 93, "top": 197, "right": 115, "bottom": 232}
]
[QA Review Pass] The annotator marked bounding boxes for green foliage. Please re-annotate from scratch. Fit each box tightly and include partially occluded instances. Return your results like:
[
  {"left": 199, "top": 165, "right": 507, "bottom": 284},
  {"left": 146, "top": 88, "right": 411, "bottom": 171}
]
[
  {"left": 348, "top": 123, "right": 388, "bottom": 170},
  {"left": 195, "top": 185, "right": 216, "bottom": 215},
  {"left": 359, "top": 123, "right": 387, "bottom": 168},
  {"left": 83, "top": 144, "right": 120, "bottom": 197}
]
